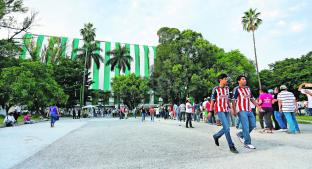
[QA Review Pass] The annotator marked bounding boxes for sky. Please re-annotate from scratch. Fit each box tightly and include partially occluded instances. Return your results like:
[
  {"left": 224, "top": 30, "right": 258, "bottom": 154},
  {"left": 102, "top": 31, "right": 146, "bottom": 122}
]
[{"left": 5, "top": 0, "right": 312, "bottom": 70}]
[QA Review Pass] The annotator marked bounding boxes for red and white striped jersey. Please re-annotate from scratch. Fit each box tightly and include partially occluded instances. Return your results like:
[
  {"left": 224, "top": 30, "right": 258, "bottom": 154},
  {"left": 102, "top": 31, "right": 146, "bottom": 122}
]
[
  {"left": 211, "top": 86, "right": 230, "bottom": 112},
  {"left": 232, "top": 86, "right": 255, "bottom": 112}
]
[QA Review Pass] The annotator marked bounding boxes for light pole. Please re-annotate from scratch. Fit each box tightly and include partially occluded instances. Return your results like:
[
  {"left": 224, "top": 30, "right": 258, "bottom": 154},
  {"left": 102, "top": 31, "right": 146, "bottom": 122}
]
[{"left": 80, "top": 49, "right": 88, "bottom": 108}]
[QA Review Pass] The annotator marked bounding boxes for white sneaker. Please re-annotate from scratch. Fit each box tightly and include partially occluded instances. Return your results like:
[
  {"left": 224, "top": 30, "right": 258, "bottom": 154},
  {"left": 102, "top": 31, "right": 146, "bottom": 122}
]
[
  {"left": 281, "top": 129, "right": 288, "bottom": 132},
  {"left": 245, "top": 144, "right": 256, "bottom": 149},
  {"left": 236, "top": 133, "right": 245, "bottom": 143}
]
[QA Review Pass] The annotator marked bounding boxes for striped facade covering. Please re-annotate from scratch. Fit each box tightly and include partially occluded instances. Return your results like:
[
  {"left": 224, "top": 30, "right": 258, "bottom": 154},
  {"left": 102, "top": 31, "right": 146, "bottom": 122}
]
[{"left": 20, "top": 33, "right": 157, "bottom": 92}]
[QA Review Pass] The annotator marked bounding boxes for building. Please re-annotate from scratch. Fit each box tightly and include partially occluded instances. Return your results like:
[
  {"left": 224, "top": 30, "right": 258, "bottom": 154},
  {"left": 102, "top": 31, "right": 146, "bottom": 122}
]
[{"left": 20, "top": 33, "right": 157, "bottom": 105}]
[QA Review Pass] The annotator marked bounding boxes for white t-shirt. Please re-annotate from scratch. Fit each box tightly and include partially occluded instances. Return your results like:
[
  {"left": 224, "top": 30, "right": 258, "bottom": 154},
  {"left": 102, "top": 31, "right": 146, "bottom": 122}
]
[
  {"left": 186, "top": 102, "right": 193, "bottom": 113},
  {"left": 301, "top": 89, "right": 312, "bottom": 108},
  {"left": 202, "top": 101, "right": 207, "bottom": 110}
]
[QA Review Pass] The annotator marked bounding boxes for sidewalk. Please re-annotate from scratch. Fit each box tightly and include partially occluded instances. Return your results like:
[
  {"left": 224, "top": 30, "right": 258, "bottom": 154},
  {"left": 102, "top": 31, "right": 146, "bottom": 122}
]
[{"left": 0, "top": 118, "right": 87, "bottom": 169}]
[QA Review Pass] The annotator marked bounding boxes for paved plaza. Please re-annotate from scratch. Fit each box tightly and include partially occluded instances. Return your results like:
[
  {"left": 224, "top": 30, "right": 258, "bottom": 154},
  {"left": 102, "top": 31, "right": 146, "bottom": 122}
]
[{"left": 1, "top": 118, "right": 312, "bottom": 169}]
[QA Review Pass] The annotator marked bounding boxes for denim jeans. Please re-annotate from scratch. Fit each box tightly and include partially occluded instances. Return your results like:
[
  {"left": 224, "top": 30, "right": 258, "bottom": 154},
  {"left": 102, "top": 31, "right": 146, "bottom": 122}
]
[
  {"left": 237, "top": 111, "right": 256, "bottom": 145},
  {"left": 141, "top": 113, "right": 145, "bottom": 122},
  {"left": 186, "top": 113, "right": 193, "bottom": 127},
  {"left": 306, "top": 108, "right": 312, "bottom": 116},
  {"left": 213, "top": 112, "right": 234, "bottom": 147},
  {"left": 283, "top": 112, "right": 300, "bottom": 133},
  {"left": 150, "top": 114, "right": 154, "bottom": 122},
  {"left": 274, "top": 111, "right": 287, "bottom": 129}
]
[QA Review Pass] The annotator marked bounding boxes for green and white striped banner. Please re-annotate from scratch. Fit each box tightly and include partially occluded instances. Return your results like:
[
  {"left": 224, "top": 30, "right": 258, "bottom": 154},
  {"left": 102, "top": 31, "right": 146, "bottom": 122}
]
[{"left": 20, "top": 33, "right": 157, "bottom": 91}]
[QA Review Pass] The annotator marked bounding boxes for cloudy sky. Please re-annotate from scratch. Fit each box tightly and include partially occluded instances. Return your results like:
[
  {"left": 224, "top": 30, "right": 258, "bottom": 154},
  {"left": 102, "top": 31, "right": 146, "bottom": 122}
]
[{"left": 17, "top": 0, "right": 312, "bottom": 69}]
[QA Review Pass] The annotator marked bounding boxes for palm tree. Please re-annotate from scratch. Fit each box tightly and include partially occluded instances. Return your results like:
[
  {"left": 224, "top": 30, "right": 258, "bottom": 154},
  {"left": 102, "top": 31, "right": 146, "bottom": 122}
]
[
  {"left": 106, "top": 45, "right": 133, "bottom": 73},
  {"left": 77, "top": 23, "right": 103, "bottom": 106},
  {"left": 242, "top": 8, "right": 263, "bottom": 90}
]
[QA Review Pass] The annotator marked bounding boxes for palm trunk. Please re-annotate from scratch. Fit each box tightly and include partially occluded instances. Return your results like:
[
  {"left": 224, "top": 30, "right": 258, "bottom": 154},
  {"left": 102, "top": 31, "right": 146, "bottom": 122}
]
[
  {"left": 252, "top": 31, "right": 262, "bottom": 90},
  {"left": 81, "top": 50, "right": 88, "bottom": 108}
]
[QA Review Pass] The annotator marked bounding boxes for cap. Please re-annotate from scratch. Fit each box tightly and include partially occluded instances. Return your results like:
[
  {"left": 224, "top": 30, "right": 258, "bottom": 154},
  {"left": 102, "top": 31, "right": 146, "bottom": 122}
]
[
  {"left": 268, "top": 89, "right": 273, "bottom": 93},
  {"left": 280, "top": 85, "right": 287, "bottom": 90}
]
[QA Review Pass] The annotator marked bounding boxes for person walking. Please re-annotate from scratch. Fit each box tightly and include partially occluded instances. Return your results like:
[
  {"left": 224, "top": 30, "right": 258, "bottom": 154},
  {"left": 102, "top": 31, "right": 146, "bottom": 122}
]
[
  {"left": 47, "top": 104, "right": 59, "bottom": 128},
  {"left": 298, "top": 83, "right": 312, "bottom": 116},
  {"left": 185, "top": 99, "right": 194, "bottom": 128},
  {"left": 141, "top": 107, "right": 146, "bottom": 122},
  {"left": 149, "top": 106, "right": 155, "bottom": 122},
  {"left": 259, "top": 88, "right": 274, "bottom": 133},
  {"left": 179, "top": 103, "right": 186, "bottom": 122},
  {"left": 232, "top": 75, "right": 258, "bottom": 149},
  {"left": 278, "top": 85, "right": 300, "bottom": 134},
  {"left": 272, "top": 87, "right": 287, "bottom": 131},
  {"left": 211, "top": 74, "right": 238, "bottom": 153}
]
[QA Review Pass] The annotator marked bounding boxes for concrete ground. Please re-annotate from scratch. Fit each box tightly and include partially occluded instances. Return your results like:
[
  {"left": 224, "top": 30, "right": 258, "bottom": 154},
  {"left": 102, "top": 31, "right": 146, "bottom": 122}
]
[{"left": 1, "top": 117, "right": 312, "bottom": 169}]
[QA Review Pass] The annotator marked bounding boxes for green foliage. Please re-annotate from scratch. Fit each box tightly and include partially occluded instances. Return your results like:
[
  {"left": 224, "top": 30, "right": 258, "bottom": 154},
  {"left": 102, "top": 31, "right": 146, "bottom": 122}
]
[
  {"left": 152, "top": 27, "right": 257, "bottom": 103},
  {"left": 0, "top": 61, "right": 68, "bottom": 114},
  {"left": 260, "top": 51, "right": 312, "bottom": 99},
  {"left": 242, "top": 8, "right": 262, "bottom": 32},
  {"left": 112, "top": 74, "right": 149, "bottom": 109},
  {"left": 53, "top": 58, "right": 84, "bottom": 108},
  {"left": 106, "top": 45, "right": 133, "bottom": 73}
]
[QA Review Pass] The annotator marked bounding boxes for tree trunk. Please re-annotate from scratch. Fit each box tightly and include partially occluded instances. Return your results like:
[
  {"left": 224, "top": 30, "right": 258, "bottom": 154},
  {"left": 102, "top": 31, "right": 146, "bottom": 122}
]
[{"left": 252, "top": 31, "right": 262, "bottom": 90}]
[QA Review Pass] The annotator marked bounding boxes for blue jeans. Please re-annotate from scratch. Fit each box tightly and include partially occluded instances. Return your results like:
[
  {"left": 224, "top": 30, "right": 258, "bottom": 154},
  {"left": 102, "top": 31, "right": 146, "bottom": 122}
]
[
  {"left": 284, "top": 112, "right": 300, "bottom": 133},
  {"left": 274, "top": 111, "right": 287, "bottom": 129},
  {"left": 141, "top": 113, "right": 145, "bottom": 122},
  {"left": 50, "top": 114, "right": 57, "bottom": 126},
  {"left": 306, "top": 108, "right": 312, "bottom": 116},
  {"left": 213, "top": 112, "right": 234, "bottom": 147},
  {"left": 237, "top": 111, "right": 256, "bottom": 145}
]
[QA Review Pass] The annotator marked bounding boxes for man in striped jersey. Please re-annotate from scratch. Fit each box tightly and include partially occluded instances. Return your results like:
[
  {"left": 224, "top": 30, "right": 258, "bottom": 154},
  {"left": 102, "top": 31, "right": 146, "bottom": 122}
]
[
  {"left": 211, "top": 74, "right": 238, "bottom": 154},
  {"left": 277, "top": 85, "right": 300, "bottom": 134},
  {"left": 232, "top": 75, "right": 258, "bottom": 149}
]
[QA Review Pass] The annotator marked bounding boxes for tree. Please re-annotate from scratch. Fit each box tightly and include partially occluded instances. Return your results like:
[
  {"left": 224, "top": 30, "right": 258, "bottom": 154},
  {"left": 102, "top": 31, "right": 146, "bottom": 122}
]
[
  {"left": 242, "top": 8, "right": 263, "bottom": 90},
  {"left": 0, "top": 61, "right": 68, "bottom": 115},
  {"left": 260, "top": 51, "right": 312, "bottom": 99},
  {"left": 53, "top": 58, "right": 84, "bottom": 108},
  {"left": 106, "top": 44, "right": 133, "bottom": 73},
  {"left": 0, "top": 0, "right": 36, "bottom": 58},
  {"left": 76, "top": 23, "right": 103, "bottom": 106},
  {"left": 112, "top": 74, "right": 149, "bottom": 110},
  {"left": 152, "top": 27, "right": 257, "bottom": 103}
]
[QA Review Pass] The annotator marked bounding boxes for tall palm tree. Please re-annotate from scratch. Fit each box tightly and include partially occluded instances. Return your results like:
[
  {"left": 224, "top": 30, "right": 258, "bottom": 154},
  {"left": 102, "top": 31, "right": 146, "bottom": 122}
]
[
  {"left": 77, "top": 23, "right": 103, "bottom": 106},
  {"left": 242, "top": 8, "right": 263, "bottom": 90},
  {"left": 106, "top": 45, "right": 132, "bottom": 73}
]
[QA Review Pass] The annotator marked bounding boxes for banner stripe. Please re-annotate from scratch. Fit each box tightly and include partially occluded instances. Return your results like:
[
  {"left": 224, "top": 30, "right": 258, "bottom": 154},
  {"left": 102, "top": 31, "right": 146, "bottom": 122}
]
[
  {"left": 71, "top": 38, "right": 79, "bottom": 60},
  {"left": 125, "top": 44, "right": 131, "bottom": 75},
  {"left": 114, "top": 42, "right": 121, "bottom": 77},
  {"left": 134, "top": 44, "right": 140, "bottom": 77},
  {"left": 61, "top": 37, "right": 68, "bottom": 58},
  {"left": 35, "top": 35, "right": 44, "bottom": 60},
  {"left": 104, "top": 42, "right": 111, "bottom": 91},
  {"left": 20, "top": 33, "right": 33, "bottom": 59},
  {"left": 92, "top": 41, "right": 100, "bottom": 90},
  {"left": 144, "top": 45, "right": 149, "bottom": 78}
]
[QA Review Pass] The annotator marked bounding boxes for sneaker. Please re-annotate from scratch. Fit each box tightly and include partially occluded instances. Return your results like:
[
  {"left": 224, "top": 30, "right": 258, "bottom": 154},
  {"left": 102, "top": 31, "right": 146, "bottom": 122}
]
[
  {"left": 245, "top": 144, "right": 256, "bottom": 149},
  {"left": 281, "top": 129, "right": 288, "bottom": 132},
  {"left": 236, "top": 133, "right": 245, "bottom": 144},
  {"left": 213, "top": 135, "right": 219, "bottom": 146},
  {"left": 229, "top": 146, "right": 239, "bottom": 153}
]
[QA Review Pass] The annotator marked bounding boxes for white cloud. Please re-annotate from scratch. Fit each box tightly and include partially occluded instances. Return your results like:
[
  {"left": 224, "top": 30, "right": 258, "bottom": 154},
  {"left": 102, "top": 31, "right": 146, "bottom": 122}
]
[{"left": 290, "top": 22, "right": 305, "bottom": 32}]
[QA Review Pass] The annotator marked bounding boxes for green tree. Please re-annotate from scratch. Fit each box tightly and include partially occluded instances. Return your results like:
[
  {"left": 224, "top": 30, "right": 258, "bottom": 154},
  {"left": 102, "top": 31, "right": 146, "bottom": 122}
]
[
  {"left": 260, "top": 51, "right": 312, "bottom": 99},
  {"left": 106, "top": 44, "right": 133, "bottom": 73},
  {"left": 0, "top": 0, "right": 36, "bottom": 58},
  {"left": 76, "top": 23, "right": 103, "bottom": 106},
  {"left": 53, "top": 58, "right": 84, "bottom": 108},
  {"left": 112, "top": 74, "right": 149, "bottom": 110},
  {"left": 152, "top": 27, "right": 257, "bottom": 103},
  {"left": 0, "top": 61, "right": 68, "bottom": 115},
  {"left": 242, "top": 8, "right": 263, "bottom": 90}
]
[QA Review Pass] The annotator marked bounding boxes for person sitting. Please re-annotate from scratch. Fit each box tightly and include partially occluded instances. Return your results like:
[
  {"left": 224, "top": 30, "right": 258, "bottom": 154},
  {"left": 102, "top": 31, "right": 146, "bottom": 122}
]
[
  {"left": 3, "top": 112, "right": 16, "bottom": 127},
  {"left": 24, "top": 113, "right": 34, "bottom": 124}
]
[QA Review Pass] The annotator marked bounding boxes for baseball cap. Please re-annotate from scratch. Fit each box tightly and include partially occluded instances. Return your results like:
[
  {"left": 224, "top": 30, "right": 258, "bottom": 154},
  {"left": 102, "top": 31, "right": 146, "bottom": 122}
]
[
  {"left": 280, "top": 85, "right": 287, "bottom": 90},
  {"left": 268, "top": 89, "right": 273, "bottom": 93}
]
